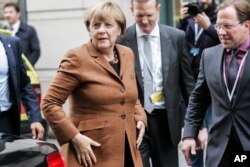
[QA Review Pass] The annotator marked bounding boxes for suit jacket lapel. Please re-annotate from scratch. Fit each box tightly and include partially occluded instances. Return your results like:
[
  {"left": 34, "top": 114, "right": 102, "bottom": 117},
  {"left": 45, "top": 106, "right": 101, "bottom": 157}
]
[
  {"left": 217, "top": 46, "right": 231, "bottom": 106},
  {"left": 125, "top": 25, "right": 144, "bottom": 91},
  {"left": 159, "top": 25, "right": 170, "bottom": 85},
  {"left": 233, "top": 50, "right": 250, "bottom": 107}
]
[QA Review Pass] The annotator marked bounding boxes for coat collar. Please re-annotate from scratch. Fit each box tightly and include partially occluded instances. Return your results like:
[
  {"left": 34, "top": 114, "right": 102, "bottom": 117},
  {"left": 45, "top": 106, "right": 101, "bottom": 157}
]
[{"left": 87, "top": 40, "right": 128, "bottom": 81}]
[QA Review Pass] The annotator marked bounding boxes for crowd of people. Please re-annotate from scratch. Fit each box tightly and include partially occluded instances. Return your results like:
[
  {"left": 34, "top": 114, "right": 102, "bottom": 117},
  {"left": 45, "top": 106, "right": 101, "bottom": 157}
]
[{"left": 1, "top": 0, "right": 250, "bottom": 167}]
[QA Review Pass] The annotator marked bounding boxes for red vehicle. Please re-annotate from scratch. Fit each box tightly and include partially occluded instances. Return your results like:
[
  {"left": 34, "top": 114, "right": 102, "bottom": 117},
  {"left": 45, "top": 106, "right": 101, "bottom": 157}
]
[{"left": 0, "top": 133, "right": 66, "bottom": 167}]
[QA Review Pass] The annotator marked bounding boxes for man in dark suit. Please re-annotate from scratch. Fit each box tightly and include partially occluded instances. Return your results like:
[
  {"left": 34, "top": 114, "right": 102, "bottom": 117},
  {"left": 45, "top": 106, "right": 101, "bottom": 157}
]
[
  {"left": 182, "top": 0, "right": 250, "bottom": 166},
  {"left": 117, "top": 0, "right": 194, "bottom": 166},
  {"left": 0, "top": 34, "right": 44, "bottom": 139},
  {"left": 3, "top": 2, "right": 41, "bottom": 66}
]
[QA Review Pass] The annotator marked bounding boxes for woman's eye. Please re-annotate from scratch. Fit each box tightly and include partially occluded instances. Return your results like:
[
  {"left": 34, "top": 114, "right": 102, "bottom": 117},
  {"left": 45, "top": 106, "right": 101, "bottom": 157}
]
[
  {"left": 92, "top": 23, "right": 100, "bottom": 29},
  {"left": 106, "top": 24, "right": 113, "bottom": 28}
]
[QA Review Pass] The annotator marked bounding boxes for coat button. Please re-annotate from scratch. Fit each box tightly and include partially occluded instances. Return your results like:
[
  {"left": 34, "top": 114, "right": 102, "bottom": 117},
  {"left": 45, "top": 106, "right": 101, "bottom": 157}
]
[
  {"left": 120, "top": 87, "right": 125, "bottom": 93},
  {"left": 121, "top": 114, "right": 126, "bottom": 119}
]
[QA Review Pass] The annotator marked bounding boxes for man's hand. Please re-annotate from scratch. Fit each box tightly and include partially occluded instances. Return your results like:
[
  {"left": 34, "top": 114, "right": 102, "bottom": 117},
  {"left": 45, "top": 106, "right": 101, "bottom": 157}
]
[
  {"left": 182, "top": 138, "right": 197, "bottom": 166},
  {"left": 136, "top": 121, "right": 145, "bottom": 148},
  {"left": 197, "top": 128, "right": 208, "bottom": 150},
  {"left": 180, "top": 2, "right": 190, "bottom": 20},
  {"left": 71, "top": 133, "right": 101, "bottom": 167},
  {"left": 30, "top": 122, "right": 44, "bottom": 140},
  {"left": 193, "top": 12, "right": 211, "bottom": 30}
]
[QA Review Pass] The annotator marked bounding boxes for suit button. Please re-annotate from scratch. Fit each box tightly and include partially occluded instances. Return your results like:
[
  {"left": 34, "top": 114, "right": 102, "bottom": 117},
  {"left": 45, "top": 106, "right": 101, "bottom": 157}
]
[
  {"left": 226, "top": 134, "right": 230, "bottom": 138},
  {"left": 121, "top": 114, "right": 126, "bottom": 119},
  {"left": 120, "top": 87, "right": 125, "bottom": 93}
]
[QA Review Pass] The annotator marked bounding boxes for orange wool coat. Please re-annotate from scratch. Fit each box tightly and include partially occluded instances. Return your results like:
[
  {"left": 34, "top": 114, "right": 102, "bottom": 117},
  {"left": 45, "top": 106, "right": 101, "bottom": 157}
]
[{"left": 42, "top": 41, "right": 147, "bottom": 167}]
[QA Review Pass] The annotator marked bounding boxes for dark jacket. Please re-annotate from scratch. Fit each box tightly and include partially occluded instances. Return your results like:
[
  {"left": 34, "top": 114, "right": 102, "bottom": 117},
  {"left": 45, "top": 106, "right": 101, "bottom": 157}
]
[
  {"left": 183, "top": 45, "right": 250, "bottom": 167},
  {"left": 15, "top": 22, "right": 41, "bottom": 66},
  {"left": 0, "top": 34, "right": 42, "bottom": 135}
]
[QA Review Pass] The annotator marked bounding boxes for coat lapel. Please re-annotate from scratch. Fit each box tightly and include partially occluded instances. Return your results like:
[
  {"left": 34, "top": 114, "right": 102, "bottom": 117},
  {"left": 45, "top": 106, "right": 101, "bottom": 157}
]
[
  {"left": 233, "top": 50, "right": 250, "bottom": 107},
  {"left": 87, "top": 41, "right": 121, "bottom": 81},
  {"left": 117, "top": 47, "right": 128, "bottom": 79}
]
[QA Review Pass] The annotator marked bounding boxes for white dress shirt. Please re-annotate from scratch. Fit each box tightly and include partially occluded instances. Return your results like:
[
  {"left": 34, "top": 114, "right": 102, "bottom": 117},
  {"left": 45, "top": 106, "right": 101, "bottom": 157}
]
[
  {"left": 0, "top": 40, "right": 12, "bottom": 112},
  {"left": 136, "top": 24, "right": 165, "bottom": 108}
]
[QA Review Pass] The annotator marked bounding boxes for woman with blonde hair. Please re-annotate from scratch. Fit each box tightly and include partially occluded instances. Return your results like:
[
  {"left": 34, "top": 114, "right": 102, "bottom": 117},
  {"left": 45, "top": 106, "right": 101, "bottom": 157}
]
[{"left": 42, "top": 1, "right": 146, "bottom": 167}]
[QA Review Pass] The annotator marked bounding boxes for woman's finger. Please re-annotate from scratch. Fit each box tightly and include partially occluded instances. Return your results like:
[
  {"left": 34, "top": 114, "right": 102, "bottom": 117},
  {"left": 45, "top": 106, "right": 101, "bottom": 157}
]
[
  {"left": 89, "top": 149, "right": 97, "bottom": 163},
  {"left": 81, "top": 154, "right": 88, "bottom": 167}
]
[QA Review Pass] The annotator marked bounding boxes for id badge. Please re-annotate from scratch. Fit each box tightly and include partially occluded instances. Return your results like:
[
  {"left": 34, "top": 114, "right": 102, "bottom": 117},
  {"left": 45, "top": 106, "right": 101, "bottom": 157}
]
[
  {"left": 150, "top": 91, "right": 164, "bottom": 104},
  {"left": 190, "top": 47, "right": 200, "bottom": 57}
]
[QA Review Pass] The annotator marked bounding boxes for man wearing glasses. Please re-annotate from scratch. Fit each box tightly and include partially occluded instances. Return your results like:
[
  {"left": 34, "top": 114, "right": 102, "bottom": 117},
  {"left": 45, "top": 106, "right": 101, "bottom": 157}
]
[
  {"left": 182, "top": 0, "right": 250, "bottom": 167},
  {"left": 178, "top": 1, "right": 221, "bottom": 166}
]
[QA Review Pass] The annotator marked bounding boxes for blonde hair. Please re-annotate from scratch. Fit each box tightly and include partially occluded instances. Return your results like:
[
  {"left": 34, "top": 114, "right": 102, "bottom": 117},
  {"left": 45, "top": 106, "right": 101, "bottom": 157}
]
[{"left": 84, "top": 1, "right": 126, "bottom": 35}]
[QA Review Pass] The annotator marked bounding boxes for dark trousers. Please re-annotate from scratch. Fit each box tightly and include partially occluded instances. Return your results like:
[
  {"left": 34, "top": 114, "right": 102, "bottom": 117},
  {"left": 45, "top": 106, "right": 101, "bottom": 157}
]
[
  {"left": 218, "top": 127, "right": 244, "bottom": 167},
  {"left": 139, "top": 109, "right": 179, "bottom": 167},
  {"left": 0, "top": 109, "right": 14, "bottom": 134},
  {"left": 125, "top": 135, "right": 134, "bottom": 167}
]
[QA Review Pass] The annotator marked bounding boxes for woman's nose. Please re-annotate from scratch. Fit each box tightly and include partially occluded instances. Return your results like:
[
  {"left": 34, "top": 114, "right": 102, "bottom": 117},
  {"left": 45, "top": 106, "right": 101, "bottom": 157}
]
[{"left": 98, "top": 24, "right": 105, "bottom": 33}]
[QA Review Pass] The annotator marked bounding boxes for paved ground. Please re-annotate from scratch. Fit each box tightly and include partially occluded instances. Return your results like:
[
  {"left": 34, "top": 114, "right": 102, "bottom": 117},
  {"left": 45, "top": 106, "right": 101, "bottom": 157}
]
[{"left": 47, "top": 138, "right": 189, "bottom": 167}]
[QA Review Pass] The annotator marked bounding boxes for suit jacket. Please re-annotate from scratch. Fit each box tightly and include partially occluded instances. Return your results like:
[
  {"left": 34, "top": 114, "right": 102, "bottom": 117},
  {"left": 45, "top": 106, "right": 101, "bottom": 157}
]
[
  {"left": 42, "top": 41, "right": 147, "bottom": 167},
  {"left": 15, "top": 22, "right": 41, "bottom": 66},
  {"left": 0, "top": 34, "right": 42, "bottom": 135},
  {"left": 183, "top": 44, "right": 250, "bottom": 167},
  {"left": 117, "top": 24, "right": 194, "bottom": 146}
]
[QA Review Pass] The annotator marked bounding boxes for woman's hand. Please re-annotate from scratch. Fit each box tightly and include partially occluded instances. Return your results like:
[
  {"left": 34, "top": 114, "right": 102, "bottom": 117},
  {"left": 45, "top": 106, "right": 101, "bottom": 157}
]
[
  {"left": 71, "top": 133, "right": 101, "bottom": 167},
  {"left": 136, "top": 121, "right": 145, "bottom": 148}
]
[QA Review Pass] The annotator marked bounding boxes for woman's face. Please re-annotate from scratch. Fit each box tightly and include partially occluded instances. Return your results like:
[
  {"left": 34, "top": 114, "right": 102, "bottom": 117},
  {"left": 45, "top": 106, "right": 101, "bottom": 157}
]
[{"left": 89, "top": 17, "right": 121, "bottom": 52}]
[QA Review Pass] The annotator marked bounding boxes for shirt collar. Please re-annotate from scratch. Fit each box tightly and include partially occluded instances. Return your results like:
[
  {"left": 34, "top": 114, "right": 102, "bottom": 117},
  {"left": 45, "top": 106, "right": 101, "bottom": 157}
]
[
  {"left": 226, "top": 36, "right": 250, "bottom": 54},
  {"left": 12, "top": 20, "right": 21, "bottom": 33}
]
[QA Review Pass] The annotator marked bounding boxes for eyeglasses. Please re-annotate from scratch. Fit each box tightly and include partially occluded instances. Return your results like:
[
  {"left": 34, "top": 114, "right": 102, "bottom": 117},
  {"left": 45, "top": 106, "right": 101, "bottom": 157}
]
[{"left": 214, "top": 22, "right": 244, "bottom": 31}]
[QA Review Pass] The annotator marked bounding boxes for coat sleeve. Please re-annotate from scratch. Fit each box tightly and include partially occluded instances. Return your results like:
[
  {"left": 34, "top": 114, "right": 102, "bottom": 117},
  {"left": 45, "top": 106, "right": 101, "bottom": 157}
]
[
  {"left": 183, "top": 51, "right": 211, "bottom": 139},
  {"left": 12, "top": 36, "right": 42, "bottom": 123},
  {"left": 134, "top": 99, "right": 147, "bottom": 127},
  {"left": 179, "top": 31, "right": 195, "bottom": 106},
  {"left": 41, "top": 49, "right": 81, "bottom": 145}
]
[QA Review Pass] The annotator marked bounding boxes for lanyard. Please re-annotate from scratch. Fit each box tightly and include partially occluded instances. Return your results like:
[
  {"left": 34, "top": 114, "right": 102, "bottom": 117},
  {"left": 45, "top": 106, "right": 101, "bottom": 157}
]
[
  {"left": 141, "top": 36, "right": 159, "bottom": 92},
  {"left": 194, "top": 23, "right": 204, "bottom": 46},
  {"left": 223, "top": 51, "right": 249, "bottom": 101}
]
